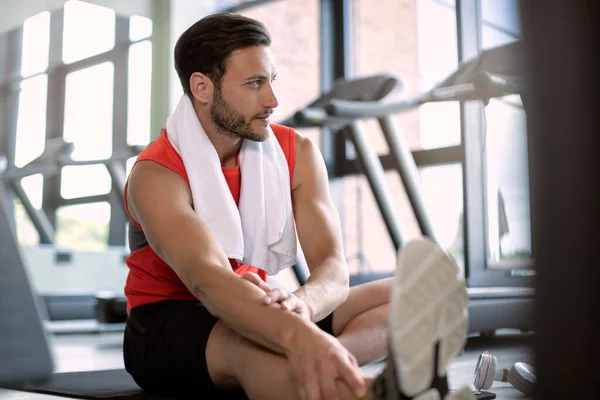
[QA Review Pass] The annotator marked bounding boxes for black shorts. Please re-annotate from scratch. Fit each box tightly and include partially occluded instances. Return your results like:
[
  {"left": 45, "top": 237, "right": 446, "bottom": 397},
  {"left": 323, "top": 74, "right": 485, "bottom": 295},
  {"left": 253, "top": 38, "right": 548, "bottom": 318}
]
[{"left": 123, "top": 300, "right": 335, "bottom": 399}]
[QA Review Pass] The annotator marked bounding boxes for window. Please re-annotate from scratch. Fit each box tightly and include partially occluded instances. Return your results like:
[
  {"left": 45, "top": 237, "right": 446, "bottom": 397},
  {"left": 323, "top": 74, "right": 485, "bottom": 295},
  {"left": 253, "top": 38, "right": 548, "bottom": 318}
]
[
  {"left": 4, "top": 2, "right": 153, "bottom": 250},
  {"left": 129, "top": 15, "right": 153, "bottom": 42},
  {"left": 480, "top": 0, "right": 520, "bottom": 50},
  {"left": 15, "top": 74, "right": 47, "bottom": 168},
  {"left": 13, "top": 73, "right": 47, "bottom": 247},
  {"left": 484, "top": 97, "right": 531, "bottom": 262},
  {"left": 238, "top": 0, "right": 321, "bottom": 288},
  {"left": 354, "top": 0, "right": 460, "bottom": 151},
  {"left": 63, "top": 62, "right": 114, "bottom": 161},
  {"left": 420, "top": 164, "right": 464, "bottom": 271},
  {"left": 14, "top": 174, "right": 45, "bottom": 246},
  {"left": 238, "top": 0, "right": 320, "bottom": 125},
  {"left": 62, "top": 0, "right": 116, "bottom": 64},
  {"left": 60, "top": 165, "right": 111, "bottom": 199},
  {"left": 346, "top": 0, "right": 463, "bottom": 273},
  {"left": 127, "top": 40, "right": 153, "bottom": 146},
  {"left": 480, "top": 0, "right": 521, "bottom": 36},
  {"left": 14, "top": 200, "right": 40, "bottom": 246},
  {"left": 478, "top": 0, "right": 530, "bottom": 265},
  {"left": 55, "top": 202, "right": 111, "bottom": 251},
  {"left": 416, "top": 0, "right": 461, "bottom": 149},
  {"left": 21, "top": 11, "right": 50, "bottom": 78}
]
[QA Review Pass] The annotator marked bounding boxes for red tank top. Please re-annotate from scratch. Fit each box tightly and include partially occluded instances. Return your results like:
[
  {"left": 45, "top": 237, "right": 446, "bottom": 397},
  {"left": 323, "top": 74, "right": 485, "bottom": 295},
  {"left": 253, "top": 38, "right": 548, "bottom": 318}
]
[{"left": 123, "top": 124, "right": 296, "bottom": 310}]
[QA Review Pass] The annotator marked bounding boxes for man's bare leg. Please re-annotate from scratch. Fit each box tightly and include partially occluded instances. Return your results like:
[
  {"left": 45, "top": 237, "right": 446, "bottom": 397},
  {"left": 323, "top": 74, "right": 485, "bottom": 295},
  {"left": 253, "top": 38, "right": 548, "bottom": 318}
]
[
  {"left": 332, "top": 278, "right": 392, "bottom": 365},
  {"left": 206, "top": 321, "right": 373, "bottom": 400}
]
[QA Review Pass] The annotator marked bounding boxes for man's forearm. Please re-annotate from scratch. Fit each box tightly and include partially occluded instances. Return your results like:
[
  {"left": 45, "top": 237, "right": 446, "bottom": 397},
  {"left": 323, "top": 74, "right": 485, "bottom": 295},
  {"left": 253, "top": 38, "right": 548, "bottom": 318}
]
[
  {"left": 294, "top": 256, "right": 349, "bottom": 322},
  {"left": 192, "top": 266, "right": 313, "bottom": 355}
]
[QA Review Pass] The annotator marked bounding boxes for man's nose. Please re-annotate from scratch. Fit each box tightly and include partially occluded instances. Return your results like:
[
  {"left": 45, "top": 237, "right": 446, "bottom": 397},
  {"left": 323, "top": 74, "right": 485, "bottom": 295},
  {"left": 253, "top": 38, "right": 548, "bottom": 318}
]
[{"left": 262, "top": 83, "right": 279, "bottom": 109}]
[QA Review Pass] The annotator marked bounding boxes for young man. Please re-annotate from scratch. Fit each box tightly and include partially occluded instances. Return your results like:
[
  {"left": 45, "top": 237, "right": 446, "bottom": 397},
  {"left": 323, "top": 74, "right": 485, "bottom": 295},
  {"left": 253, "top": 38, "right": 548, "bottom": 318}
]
[{"left": 122, "top": 12, "right": 473, "bottom": 400}]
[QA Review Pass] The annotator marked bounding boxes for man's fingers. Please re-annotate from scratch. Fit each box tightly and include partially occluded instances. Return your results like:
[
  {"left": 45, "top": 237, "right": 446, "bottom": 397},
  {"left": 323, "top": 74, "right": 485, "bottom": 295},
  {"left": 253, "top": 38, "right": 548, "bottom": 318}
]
[
  {"left": 280, "top": 298, "right": 298, "bottom": 311},
  {"left": 303, "top": 368, "right": 322, "bottom": 400},
  {"left": 264, "top": 288, "right": 291, "bottom": 305},
  {"left": 295, "top": 381, "right": 307, "bottom": 400},
  {"left": 241, "top": 271, "right": 260, "bottom": 284},
  {"left": 319, "top": 364, "right": 340, "bottom": 400},
  {"left": 336, "top": 355, "right": 367, "bottom": 398},
  {"left": 242, "top": 272, "right": 272, "bottom": 293}
]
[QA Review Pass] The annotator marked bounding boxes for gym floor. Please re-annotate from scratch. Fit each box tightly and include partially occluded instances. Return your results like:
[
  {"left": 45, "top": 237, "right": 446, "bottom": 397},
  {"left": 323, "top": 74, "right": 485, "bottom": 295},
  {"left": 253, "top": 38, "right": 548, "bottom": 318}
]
[{"left": 0, "top": 327, "right": 532, "bottom": 400}]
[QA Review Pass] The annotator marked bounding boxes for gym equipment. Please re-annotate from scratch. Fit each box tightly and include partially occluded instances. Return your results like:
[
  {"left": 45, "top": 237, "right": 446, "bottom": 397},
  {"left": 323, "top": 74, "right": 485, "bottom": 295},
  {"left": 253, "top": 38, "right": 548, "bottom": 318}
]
[
  {"left": 0, "top": 172, "right": 168, "bottom": 399},
  {"left": 282, "top": 73, "right": 436, "bottom": 249},
  {"left": 473, "top": 352, "right": 535, "bottom": 395},
  {"left": 325, "top": 41, "right": 524, "bottom": 119},
  {"left": 280, "top": 74, "right": 421, "bottom": 287},
  {"left": 0, "top": 136, "right": 141, "bottom": 324},
  {"left": 280, "top": 42, "right": 534, "bottom": 335},
  {"left": 0, "top": 168, "right": 54, "bottom": 386},
  {"left": 94, "top": 291, "right": 129, "bottom": 324},
  {"left": 312, "top": 42, "right": 534, "bottom": 335},
  {"left": 1, "top": 136, "right": 140, "bottom": 245}
]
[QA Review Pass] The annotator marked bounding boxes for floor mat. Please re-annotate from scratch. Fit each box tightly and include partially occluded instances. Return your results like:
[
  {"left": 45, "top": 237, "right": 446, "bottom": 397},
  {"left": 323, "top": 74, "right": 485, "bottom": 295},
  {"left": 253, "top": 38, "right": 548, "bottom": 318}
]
[{"left": 5, "top": 369, "right": 164, "bottom": 399}]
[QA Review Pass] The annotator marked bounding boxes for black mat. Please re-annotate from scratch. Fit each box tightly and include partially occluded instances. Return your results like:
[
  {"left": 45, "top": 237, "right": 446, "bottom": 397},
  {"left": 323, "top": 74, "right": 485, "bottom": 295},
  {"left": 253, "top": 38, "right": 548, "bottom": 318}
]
[{"left": 6, "top": 369, "right": 168, "bottom": 399}]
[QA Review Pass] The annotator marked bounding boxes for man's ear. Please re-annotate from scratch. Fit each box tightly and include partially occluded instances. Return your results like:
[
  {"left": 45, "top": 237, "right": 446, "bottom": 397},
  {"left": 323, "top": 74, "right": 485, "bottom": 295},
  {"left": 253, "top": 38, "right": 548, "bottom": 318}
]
[{"left": 189, "top": 72, "right": 213, "bottom": 104}]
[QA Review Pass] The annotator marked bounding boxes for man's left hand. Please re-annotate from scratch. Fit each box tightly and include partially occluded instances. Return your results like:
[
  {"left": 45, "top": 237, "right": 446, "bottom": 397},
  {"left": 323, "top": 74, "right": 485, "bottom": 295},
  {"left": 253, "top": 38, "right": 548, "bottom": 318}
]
[{"left": 242, "top": 272, "right": 312, "bottom": 321}]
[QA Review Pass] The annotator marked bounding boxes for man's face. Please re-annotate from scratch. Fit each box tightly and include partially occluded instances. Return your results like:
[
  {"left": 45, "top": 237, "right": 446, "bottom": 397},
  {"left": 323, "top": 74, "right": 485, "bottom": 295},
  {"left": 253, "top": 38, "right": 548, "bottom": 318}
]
[{"left": 210, "top": 45, "right": 279, "bottom": 142}]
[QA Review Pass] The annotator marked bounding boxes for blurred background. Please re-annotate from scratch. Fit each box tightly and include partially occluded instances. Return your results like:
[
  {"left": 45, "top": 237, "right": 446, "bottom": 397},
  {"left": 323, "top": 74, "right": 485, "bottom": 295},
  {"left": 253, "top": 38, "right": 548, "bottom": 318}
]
[
  {"left": 3, "top": 2, "right": 599, "bottom": 399},
  {"left": 0, "top": 0, "right": 534, "bottom": 391},
  {"left": 0, "top": 0, "right": 529, "bottom": 304}
]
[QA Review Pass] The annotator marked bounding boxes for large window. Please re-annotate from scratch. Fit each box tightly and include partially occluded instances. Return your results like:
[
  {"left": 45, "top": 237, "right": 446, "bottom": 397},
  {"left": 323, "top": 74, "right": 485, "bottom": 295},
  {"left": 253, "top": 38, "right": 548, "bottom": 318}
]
[
  {"left": 348, "top": 0, "right": 463, "bottom": 273},
  {"left": 62, "top": 0, "right": 116, "bottom": 64},
  {"left": 479, "top": 0, "right": 530, "bottom": 265},
  {"left": 239, "top": 0, "right": 320, "bottom": 124},
  {"left": 3, "top": 0, "right": 153, "bottom": 251}
]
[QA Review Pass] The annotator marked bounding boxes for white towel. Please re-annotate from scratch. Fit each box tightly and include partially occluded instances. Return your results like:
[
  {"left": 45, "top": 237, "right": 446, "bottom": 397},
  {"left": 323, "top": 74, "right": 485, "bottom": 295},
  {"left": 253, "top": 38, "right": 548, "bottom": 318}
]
[{"left": 165, "top": 95, "right": 297, "bottom": 275}]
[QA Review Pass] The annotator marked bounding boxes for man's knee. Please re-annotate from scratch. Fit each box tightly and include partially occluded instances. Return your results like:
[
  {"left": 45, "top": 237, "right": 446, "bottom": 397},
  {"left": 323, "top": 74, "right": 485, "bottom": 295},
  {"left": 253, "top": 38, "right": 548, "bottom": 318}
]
[{"left": 206, "top": 321, "right": 246, "bottom": 389}]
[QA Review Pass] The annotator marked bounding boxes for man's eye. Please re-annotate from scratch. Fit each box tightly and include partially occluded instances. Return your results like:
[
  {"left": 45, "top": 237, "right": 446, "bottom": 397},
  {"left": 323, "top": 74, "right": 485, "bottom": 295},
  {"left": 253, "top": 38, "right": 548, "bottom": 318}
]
[{"left": 248, "top": 80, "right": 261, "bottom": 87}]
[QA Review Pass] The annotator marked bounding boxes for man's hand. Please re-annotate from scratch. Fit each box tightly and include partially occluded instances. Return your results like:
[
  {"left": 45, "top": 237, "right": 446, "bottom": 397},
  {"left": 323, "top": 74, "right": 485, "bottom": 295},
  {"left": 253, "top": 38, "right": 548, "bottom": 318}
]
[
  {"left": 242, "top": 272, "right": 312, "bottom": 320},
  {"left": 243, "top": 271, "right": 365, "bottom": 400},
  {"left": 285, "top": 323, "right": 367, "bottom": 400}
]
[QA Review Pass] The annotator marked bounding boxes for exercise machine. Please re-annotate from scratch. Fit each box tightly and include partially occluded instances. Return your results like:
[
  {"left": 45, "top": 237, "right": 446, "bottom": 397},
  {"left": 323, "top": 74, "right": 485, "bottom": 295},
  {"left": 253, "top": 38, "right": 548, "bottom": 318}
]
[
  {"left": 1, "top": 137, "right": 140, "bottom": 324},
  {"left": 0, "top": 167, "right": 159, "bottom": 398},
  {"left": 280, "top": 74, "right": 431, "bottom": 287},
  {"left": 283, "top": 41, "right": 534, "bottom": 335}
]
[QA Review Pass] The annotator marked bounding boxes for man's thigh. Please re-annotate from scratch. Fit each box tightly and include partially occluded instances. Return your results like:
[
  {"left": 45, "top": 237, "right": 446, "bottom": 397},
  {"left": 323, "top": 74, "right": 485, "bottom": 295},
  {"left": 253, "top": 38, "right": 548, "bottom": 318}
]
[
  {"left": 331, "top": 277, "right": 392, "bottom": 336},
  {"left": 315, "top": 312, "right": 335, "bottom": 335},
  {"left": 124, "top": 300, "right": 245, "bottom": 399}
]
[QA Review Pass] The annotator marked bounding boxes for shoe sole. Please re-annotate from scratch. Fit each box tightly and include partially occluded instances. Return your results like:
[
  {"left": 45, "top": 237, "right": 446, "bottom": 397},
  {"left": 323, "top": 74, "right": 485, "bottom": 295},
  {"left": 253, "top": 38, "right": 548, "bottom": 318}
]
[{"left": 389, "top": 238, "right": 470, "bottom": 399}]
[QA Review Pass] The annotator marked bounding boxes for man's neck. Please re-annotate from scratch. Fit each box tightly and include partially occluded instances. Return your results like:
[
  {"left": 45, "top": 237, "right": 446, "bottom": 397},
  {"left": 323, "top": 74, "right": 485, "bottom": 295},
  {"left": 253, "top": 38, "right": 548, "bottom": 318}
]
[{"left": 193, "top": 102, "right": 242, "bottom": 168}]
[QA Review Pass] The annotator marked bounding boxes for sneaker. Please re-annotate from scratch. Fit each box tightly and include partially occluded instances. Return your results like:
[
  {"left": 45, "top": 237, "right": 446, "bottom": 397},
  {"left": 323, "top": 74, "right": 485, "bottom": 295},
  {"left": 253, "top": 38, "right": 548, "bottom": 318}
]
[{"left": 370, "top": 238, "right": 473, "bottom": 400}]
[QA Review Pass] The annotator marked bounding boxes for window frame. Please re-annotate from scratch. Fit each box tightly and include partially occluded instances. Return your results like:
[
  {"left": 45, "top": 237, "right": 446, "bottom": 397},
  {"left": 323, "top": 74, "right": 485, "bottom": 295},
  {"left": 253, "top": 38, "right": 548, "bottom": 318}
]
[{"left": 1, "top": 7, "right": 151, "bottom": 248}]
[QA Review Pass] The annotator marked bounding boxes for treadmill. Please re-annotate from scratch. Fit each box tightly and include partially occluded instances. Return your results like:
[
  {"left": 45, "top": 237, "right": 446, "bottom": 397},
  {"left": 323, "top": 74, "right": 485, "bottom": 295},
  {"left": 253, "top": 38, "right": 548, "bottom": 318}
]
[
  {"left": 279, "top": 73, "right": 437, "bottom": 287},
  {"left": 1, "top": 137, "right": 140, "bottom": 323},
  {"left": 282, "top": 41, "right": 534, "bottom": 334}
]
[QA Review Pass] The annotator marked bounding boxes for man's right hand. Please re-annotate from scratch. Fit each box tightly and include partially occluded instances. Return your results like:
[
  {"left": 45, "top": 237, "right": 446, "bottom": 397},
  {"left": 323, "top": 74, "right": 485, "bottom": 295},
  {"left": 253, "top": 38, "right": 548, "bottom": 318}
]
[{"left": 284, "top": 323, "right": 366, "bottom": 400}]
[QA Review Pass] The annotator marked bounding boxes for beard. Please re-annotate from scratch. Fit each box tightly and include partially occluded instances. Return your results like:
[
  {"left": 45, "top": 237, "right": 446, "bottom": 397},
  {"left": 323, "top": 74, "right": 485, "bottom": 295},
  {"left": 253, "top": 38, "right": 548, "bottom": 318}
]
[{"left": 210, "top": 86, "right": 270, "bottom": 142}]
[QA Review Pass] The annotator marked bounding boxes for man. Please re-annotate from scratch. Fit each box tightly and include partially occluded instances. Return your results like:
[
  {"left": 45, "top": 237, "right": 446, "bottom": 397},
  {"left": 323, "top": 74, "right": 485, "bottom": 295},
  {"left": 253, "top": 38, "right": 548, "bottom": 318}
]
[{"left": 122, "top": 12, "right": 473, "bottom": 400}]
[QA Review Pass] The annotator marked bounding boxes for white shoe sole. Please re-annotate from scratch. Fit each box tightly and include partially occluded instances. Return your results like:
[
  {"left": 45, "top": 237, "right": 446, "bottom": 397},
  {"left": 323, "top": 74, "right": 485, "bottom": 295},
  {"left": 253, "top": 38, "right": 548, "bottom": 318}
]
[{"left": 389, "top": 238, "right": 470, "bottom": 399}]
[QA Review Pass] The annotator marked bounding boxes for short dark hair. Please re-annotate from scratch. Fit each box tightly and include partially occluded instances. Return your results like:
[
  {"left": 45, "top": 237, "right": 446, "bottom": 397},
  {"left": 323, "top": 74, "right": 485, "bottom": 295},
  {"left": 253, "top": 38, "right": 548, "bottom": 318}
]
[{"left": 174, "top": 13, "right": 271, "bottom": 95}]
